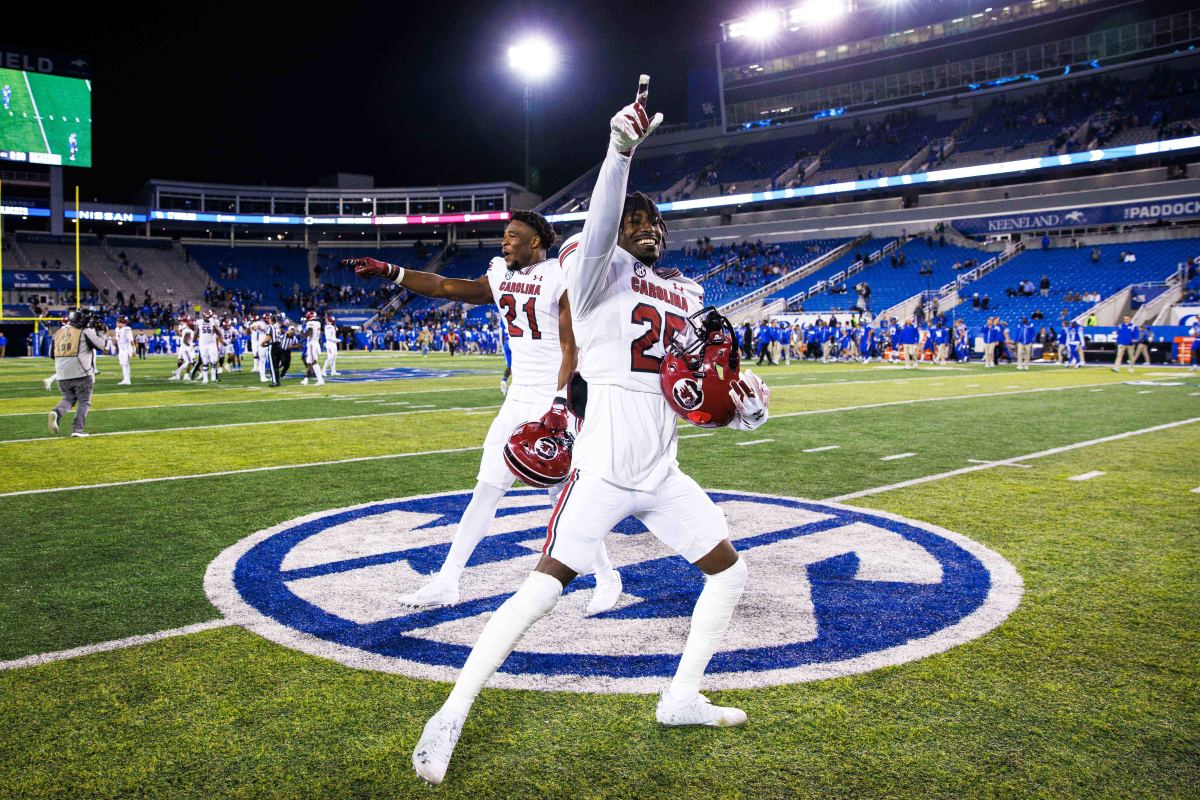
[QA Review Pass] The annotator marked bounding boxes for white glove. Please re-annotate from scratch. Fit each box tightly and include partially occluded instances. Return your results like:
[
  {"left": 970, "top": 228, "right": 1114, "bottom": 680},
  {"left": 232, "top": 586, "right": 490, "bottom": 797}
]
[
  {"left": 728, "top": 369, "right": 770, "bottom": 431},
  {"left": 610, "top": 77, "right": 663, "bottom": 153}
]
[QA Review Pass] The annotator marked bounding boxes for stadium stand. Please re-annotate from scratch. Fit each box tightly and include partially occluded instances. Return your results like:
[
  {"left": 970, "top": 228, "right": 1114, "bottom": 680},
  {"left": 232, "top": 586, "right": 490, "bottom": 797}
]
[
  {"left": 949, "top": 239, "right": 1200, "bottom": 329},
  {"left": 185, "top": 243, "right": 310, "bottom": 312},
  {"left": 701, "top": 238, "right": 850, "bottom": 308},
  {"left": 781, "top": 238, "right": 895, "bottom": 311}
]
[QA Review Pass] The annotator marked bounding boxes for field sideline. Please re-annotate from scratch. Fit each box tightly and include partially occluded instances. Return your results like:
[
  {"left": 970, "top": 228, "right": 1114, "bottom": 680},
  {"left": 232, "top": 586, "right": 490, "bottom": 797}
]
[{"left": 0, "top": 352, "right": 1196, "bottom": 798}]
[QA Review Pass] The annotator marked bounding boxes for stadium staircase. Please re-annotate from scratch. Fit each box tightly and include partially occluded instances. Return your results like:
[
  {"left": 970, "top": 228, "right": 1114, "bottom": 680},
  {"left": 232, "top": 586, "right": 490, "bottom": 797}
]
[
  {"left": 106, "top": 237, "right": 213, "bottom": 305},
  {"left": 721, "top": 235, "right": 867, "bottom": 323},
  {"left": 780, "top": 238, "right": 898, "bottom": 313}
]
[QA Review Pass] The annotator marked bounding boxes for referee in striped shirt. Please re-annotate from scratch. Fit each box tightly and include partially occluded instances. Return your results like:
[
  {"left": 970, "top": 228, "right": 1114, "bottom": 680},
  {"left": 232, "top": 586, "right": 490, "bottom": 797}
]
[{"left": 264, "top": 314, "right": 297, "bottom": 387}]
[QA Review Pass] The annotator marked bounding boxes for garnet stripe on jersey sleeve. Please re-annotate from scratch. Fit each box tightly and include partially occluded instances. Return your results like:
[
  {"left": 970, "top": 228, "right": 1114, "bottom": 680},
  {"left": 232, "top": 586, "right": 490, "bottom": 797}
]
[{"left": 557, "top": 242, "right": 580, "bottom": 265}]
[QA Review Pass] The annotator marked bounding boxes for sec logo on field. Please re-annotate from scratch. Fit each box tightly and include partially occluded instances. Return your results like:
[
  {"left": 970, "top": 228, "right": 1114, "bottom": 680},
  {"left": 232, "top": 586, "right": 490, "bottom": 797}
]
[{"left": 205, "top": 490, "right": 1022, "bottom": 693}]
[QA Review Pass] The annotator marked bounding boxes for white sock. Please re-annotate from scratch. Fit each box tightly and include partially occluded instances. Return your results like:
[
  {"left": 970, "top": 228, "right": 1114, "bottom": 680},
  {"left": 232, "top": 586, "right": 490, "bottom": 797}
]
[
  {"left": 592, "top": 542, "right": 616, "bottom": 580},
  {"left": 442, "top": 571, "right": 562, "bottom": 716},
  {"left": 122, "top": 363, "right": 131, "bottom": 383},
  {"left": 667, "top": 556, "right": 747, "bottom": 702},
  {"left": 438, "top": 481, "right": 509, "bottom": 582}
]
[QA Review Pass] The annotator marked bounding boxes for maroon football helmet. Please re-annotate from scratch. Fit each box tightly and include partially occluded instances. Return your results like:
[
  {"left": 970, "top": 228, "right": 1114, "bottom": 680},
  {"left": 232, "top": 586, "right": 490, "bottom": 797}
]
[
  {"left": 659, "top": 306, "right": 741, "bottom": 428},
  {"left": 503, "top": 414, "right": 575, "bottom": 488}
]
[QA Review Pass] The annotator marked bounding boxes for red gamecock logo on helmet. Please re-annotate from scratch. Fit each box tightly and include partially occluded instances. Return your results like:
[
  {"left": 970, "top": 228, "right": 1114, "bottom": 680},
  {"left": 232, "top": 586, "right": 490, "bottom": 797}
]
[
  {"left": 533, "top": 437, "right": 560, "bottom": 460},
  {"left": 671, "top": 378, "right": 704, "bottom": 410}
]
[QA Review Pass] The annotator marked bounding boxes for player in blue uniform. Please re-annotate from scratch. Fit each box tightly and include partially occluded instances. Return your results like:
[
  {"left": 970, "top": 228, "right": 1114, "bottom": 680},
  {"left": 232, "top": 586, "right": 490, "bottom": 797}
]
[
  {"left": 857, "top": 322, "right": 875, "bottom": 363},
  {"left": 1190, "top": 319, "right": 1200, "bottom": 371},
  {"left": 954, "top": 320, "right": 971, "bottom": 362},
  {"left": 1065, "top": 321, "right": 1086, "bottom": 367},
  {"left": 1, "top": 85, "right": 11, "bottom": 111},
  {"left": 68, "top": 133, "right": 78, "bottom": 162}
]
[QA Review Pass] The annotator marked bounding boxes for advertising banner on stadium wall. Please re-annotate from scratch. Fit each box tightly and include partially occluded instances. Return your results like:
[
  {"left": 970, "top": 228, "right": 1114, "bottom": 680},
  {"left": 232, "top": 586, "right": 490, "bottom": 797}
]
[
  {"left": 1170, "top": 305, "right": 1200, "bottom": 326},
  {"left": 1, "top": 270, "right": 91, "bottom": 290},
  {"left": 954, "top": 197, "right": 1200, "bottom": 235}
]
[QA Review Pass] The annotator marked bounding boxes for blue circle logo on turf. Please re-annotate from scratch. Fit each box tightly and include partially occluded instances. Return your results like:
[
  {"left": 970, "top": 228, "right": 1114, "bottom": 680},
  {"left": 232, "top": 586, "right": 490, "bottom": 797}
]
[{"left": 205, "top": 490, "right": 1022, "bottom": 693}]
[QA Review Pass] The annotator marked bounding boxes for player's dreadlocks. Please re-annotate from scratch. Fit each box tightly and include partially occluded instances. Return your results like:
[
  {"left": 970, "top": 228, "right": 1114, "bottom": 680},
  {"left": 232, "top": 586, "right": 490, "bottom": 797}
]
[
  {"left": 622, "top": 191, "right": 667, "bottom": 234},
  {"left": 509, "top": 210, "right": 558, "bottom": 250}
]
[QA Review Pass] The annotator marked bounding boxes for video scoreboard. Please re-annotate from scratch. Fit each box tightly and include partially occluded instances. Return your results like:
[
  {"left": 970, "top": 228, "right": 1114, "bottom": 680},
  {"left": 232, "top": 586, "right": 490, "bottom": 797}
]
[{"left": 0, "top": 47, "right": 92, "bottom": 168}]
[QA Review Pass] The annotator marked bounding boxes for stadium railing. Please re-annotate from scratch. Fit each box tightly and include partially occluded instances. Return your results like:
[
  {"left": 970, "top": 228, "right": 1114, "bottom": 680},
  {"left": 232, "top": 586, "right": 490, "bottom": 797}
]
[{"left": 722, "top": 235, "right": 867, "bottom": 320}]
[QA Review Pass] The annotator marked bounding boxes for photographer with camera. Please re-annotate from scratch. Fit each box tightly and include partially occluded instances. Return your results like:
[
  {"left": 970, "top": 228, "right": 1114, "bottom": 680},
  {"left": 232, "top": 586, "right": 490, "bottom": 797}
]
[{"left": 48, "top": 309, "right": 108, "bottom": 438}]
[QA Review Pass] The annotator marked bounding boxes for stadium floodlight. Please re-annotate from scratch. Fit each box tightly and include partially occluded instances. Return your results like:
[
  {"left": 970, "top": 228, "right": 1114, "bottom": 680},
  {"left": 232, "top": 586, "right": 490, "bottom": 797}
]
[
  {"left": 745, "top": 10, "right": 784, "bottom": 41},
  {"left": 507, "top": 38, "right": 557, "bottom": 83},
  {"left": 507, "top": 37, "right": 558, "bottom": 190},
  {"left": 727, "top": 8, "right": 785, "bottom": 40},
  {"left": 791, "top": 0, "right": 845, "bottom": 26}
]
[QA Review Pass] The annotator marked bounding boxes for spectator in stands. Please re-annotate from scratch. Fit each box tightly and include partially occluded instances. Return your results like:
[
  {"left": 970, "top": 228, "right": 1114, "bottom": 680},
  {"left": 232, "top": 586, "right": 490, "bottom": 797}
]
[
  {"left": 1090, "top": 248, "right": 1101, "bottom": 263},
  {"left": 0, "top": 330, "right": 5, "bottom": 357},
  {"left": 1040, "top": 275, "right": 1051, "bottom": 297},
  {"left": 1041, "top": 233, "right": 1051, "bottom": 250}
]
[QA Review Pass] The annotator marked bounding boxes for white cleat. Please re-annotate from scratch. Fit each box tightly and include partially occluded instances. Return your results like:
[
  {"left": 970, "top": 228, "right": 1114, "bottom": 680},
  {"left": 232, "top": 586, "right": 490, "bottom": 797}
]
[
  {"left": 117, "top": 381, "right": 131, "bottom": 385},
  {"left": 412, "top": 709, "right": 465, "bottom": 786},
  {"left": 70, "top": 431, "right": 90, "bottom": 438},
  {"left": 48, "top": 411, "right": 59, "bottom": 434},
  {"left": 43, "top": 376, "right": 54, "bottom": 391},
  {"left": 315, "top": 379, "right": 325, "bottom": 386},
  {"left": 401, "top": 576, "right": 460, "bottom": 607},
  {"left": 586, "top": 570, "right": 623, "bottom": 616},
  {"left": 169, "top": 374, "right": 180, "bottom": 381},
  {"left": 300, "top": 378, "right": 309, "bottom": 386},
  {"left": 656, "top": 693, "right": 747, "bottom": 728}
]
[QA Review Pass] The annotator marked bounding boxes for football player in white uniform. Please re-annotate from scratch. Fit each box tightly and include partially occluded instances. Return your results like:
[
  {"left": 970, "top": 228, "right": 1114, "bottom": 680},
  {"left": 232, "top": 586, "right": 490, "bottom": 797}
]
[
  {"left": 196, "top": 309, "right": 224, "bottom": 384},
  {"left": 411, "top": 78, "right": 770, "bottom": 786},
  {"left": 218, "top": 316, "right": 237, "bottom": 373},
  {"left": 344, "top": 210, "right": 621, "bottom": 611},
  {"left": 323, "top": 314, "right": 340, "bottom": 376},
  {"left": 300, "top": 311, "right": 325, "bottom": 386},
  {"left": 169, "top": 316, "right": 197, "bottom": 381},
  {"left": 248, "top": 314, "right": 271, "bottom": 382},
  {"left": 114, "top": 316, "right": 134, "bottom": 385}
]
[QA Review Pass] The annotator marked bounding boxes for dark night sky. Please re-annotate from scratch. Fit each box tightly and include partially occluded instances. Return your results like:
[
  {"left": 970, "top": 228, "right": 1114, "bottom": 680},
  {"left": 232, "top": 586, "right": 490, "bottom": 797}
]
[{"left": 19, "top": 0, "right": 735, "bottom": 202}]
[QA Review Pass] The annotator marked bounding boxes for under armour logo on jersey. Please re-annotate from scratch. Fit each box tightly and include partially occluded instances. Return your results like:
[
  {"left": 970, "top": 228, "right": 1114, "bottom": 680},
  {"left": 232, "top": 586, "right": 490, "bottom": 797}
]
[{"left": 207, "top": 490, "right": 1022, "bottom": 693}]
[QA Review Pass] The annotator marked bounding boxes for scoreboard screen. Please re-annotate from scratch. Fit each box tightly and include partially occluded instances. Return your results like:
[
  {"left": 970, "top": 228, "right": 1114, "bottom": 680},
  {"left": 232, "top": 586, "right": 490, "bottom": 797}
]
[{"left": 0, "top": 67, "right": 91, "bottom": 167}]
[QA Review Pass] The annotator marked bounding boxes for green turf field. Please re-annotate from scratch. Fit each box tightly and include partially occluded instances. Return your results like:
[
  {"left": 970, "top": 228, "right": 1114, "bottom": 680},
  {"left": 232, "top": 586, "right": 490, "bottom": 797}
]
[
  {"left": 0, "top": 352, "right": 1196, "bottom": 798},
  {"left": 0, "top": 68, "right": 92, "bottom": 167}
]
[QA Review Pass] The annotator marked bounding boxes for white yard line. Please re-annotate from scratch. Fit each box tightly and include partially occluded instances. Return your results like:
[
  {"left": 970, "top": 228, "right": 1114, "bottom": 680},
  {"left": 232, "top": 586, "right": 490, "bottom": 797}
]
[
  {"left": 881, "top": 452, "right": 916, "bottom": 461},
  {"left": 967, "top": 459, "right": 1032, "bottom": 469},
  {"left": 0, "top": 378, "right": 1125, "bottom": 451},
  {"left": 0, "top": 405, "right": 501, "bottom": 445},
  {"left": 4, "top": 415, "right": 1196, "bottom": 671},
  {"left": 0, "top": 445, "right": 484, "bottom": 499},
  {"left": 1068, "top": 471, "right": 1106, "bottom": 481},
  {"left": 0, "top": 619, "right": 235, "bottom": 671},
  {"left": 828, "top": 417, "right": 1200, "bottom": 502},
  {"left": 803, "top": 445, "right": 840, "bottom": 453},
  {"left": 735, "top": 439, "right": 774, "bottom": 447},
  {"left": 23, "top": 72, "right": 51, "bottom": 153},
  {"left": 1137, "top": 391, "right": 1153, "bottom": 395},
  {"left": 772, "top": 381, "right": 1113, "bottom": 419},
  {"left": 678, "top": 433, "right": 714, "bottom": 440},
  {"left": 0, "top": 370, "right": 1003, "bottom": 419}
]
